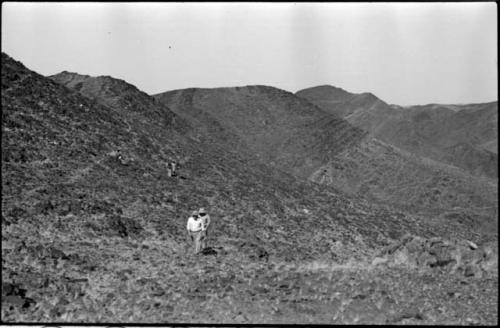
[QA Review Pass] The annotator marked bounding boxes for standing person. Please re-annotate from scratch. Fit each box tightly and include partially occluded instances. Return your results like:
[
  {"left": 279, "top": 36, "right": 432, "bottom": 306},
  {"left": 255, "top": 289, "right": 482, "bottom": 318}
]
[
  {"left": 186, "top": 210, "right": 203, "bottom": 254},
  {"left": 167, "top": 160, "right": 178, "bottom": 177},
  {"left": 171, "top": 160, "right": 177, "bottom": 177},
  {"left": 199, "top": 208, "right": 211, "bottom": 249},
  {"left": 166, "top": 162, "right": 172, "bottom": 177},
  {"left": 167, "top": 162, "right": 172, "bottom": 177}
]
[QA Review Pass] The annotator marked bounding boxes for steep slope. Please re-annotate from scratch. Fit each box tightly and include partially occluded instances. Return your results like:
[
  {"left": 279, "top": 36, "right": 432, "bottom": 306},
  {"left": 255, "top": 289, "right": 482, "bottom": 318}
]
[
  {"left": 49, "top": 71, "right": 191, "bottom": 136},
  {"left": 2, "top": 53, "right": 497, "bottom": 324},
  {"left": 155, "top": 86, "right": 497, "bottom": 219},
  {"left": 376, "top": 102, "right": 498, "bottom": 178},
  {"left": 296, "top": 85, "right": 394, "bottom": 125},
  {"left": 310, "top": 138, "right": 498, "bottom": 222},
  {"left": 296, "top": 86, "right": 498, "bottom": 179},
  {"left": 7, "top": 52, "right": 376, "bottom": 263},
  {"left": 154, "top": 86, "right": 367, "bottom": 178},
  {"left": 295, "top": 85, "right": 356, "bottom": 117}
]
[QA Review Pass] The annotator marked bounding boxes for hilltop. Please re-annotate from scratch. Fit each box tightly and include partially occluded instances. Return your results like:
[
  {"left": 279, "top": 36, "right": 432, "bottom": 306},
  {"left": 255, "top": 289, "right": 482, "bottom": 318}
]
[
  {"left": 154, "top": 86, "right": 367, "bottom": 178},
  {"left": 296, "top": 85, "right": 498, "bottom": 179},
  {"left": 2, "top": 53, "right": 497, "bottom": 324},
  {"left": 296, "top": 85, "right": 385, "bottom": 118},
  {"left": 154, "top": 86, "right": 497, "bottom": 222}
]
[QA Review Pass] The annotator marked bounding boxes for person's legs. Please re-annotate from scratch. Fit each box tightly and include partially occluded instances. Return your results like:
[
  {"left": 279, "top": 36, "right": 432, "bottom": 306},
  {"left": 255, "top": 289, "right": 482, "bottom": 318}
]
[
  {"left": 200, "top": 230, "right": 207, "bottom": 250},
  {"left": 203, "top": 228, "right": 209, "bottom": 248},
  {"left": 188, "top": 233, "right": 194, "bottom": 254},
  {"left": 194, "top": 231, "right": 202, "bottom": 253},
  {"left": 189, "top": 232, "right": 196, "bottom": 253}
]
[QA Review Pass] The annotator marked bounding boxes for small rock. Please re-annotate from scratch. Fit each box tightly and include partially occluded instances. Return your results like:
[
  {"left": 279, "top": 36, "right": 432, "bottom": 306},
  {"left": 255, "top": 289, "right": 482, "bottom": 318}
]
[
  {"left": 3, "top": 295, "right": 25, "bottom": 307},
  {"left": 464, "top": 264, "right": 480, "bottom": 277},
  {"left": 466, "top": 317, "right": 480, "bottom": 324},
  {"left": 371, "top": 257, "right": 388, "bottom": 266},
  {"left": 352, "top": 293, "right": 367, "bottom": 300},
  {"left": 201, "top": 247, "right": 217, "bottom": 256},
  {"left": 466, "top": 240, "right": 478, "bottom": 250},
  {"left": 2, "top": 282, "right": 26, "bottom": 297},
  {"left": 447, "top": 291, "right": 461, "bottom": 298},
  {"left": 234, "top": 312, "right": 248, "bottom": 322},
  {"left": 3, "top": 295, "right": 35, "bottom": 309},
  {"left": 49, "top": 247, "right": 69, "bottom": 260}
]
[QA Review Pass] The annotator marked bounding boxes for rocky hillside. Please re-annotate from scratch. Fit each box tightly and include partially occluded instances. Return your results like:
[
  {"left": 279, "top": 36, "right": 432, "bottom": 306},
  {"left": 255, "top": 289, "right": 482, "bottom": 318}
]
[
  {"left": 154, "top": 86, "right": 497, "bottom": 220},
  {"left": 296, "top": 86, "right": 498, "bottom": 179},
  {"left": 296, "top": 85, "right": 388, "bottom": 119},
  {"left": 2, "top": 53, "right": 497, "bottom": 324},
  {"left": 154, "top": 86, "right": 367, "bottom": 178},
  {"left": 311, "top": 138, "right": 498, "bottom": 228},
  {"left": 48, "top": 71, "right": 192, "bottom": 136}
]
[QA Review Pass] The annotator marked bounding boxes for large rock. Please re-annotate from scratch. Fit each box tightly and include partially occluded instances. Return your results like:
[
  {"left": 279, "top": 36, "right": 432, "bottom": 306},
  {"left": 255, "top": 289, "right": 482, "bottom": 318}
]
[
  {"left": 2, "top": 281, "right": 36, "bottom": 310},
  {"left": 380, "top": 235, "right": 497, "bottom": 277},
  {"left": 238, "top": 241, "right": 270, "bottom": 262},
  {"left": 107, "top": 215, "right": 143, "bottom": 238}
]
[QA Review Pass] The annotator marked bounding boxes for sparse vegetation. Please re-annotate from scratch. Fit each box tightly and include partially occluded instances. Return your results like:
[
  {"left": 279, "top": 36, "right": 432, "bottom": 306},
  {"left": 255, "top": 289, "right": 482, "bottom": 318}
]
[{"left": 2, "top": 53, "right": 498, "bottom": 324}]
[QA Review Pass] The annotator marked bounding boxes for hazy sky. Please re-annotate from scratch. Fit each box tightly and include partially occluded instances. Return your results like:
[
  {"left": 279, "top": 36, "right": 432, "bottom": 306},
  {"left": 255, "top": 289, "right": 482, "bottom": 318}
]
[{"left": 2, "top": 2, "right": 497, "bottom": 105}]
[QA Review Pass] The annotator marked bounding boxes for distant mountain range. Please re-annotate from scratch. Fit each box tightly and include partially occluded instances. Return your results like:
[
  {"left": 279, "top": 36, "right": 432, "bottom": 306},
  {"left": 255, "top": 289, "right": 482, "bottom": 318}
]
[{"left": 296, "top": 85, "right": 498, "bottom": 179}]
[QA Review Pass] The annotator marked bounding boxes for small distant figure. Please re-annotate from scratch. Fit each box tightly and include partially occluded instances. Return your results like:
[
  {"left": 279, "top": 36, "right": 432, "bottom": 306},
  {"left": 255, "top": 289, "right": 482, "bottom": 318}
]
[
  {"left": 117, "top": 150, "right": 129, "bottom": 165},
  {"left": 199, "top": 208, "right": 211, "bottom": 249},
  {"left": 167, "top": 160, "right": 178, "bottom": 177},
  {"left": 171, "top": 160, "right": 177, "bottom": 175},
  {"left": 114, "top": 149, "right": 123, "bottom": 162},
  {"left": 186, "top": 210, "right": 203, "bottom": 254}
]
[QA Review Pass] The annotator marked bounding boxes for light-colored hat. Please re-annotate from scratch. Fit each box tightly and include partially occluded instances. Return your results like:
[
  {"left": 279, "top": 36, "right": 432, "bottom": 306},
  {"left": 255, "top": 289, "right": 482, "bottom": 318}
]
[
  {"left": 192, "top": 210, "right": 199, "bottom": 216},
  {"left": 198, "top": 208, "right": 206, "bottom": 214}
]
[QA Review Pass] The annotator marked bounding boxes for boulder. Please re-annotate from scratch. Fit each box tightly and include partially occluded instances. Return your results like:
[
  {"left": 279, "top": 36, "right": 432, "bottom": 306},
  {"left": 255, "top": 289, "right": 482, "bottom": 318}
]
[
  {"left": 239, "top": 242, "right": 270, "bottom": 262},
  {"left": 48, "top": 247, "right": 69, "bottom": 260},
  {"left": 107, "top": 215, "right": 143, "bottom": 238},
  {"left": 371, "top": 257, "right": 388, "bottom": 266},
  {"left": 467, "top": 240, "right": 478, "bottom": 250},
  {"left": 2, "top": 282, "right": 26, "bottom": 297},
  {"left": 2, "top": 282, "right": 36, "bottom": 309},
  {"left": 380, "top": 234, "right": 496, "bottom": 277},
  {"left": 200, "top": 247, "right": 218, "bottom": 256},
  {"left": 464, "top": 264, "right": 482, "bottom": 278}
]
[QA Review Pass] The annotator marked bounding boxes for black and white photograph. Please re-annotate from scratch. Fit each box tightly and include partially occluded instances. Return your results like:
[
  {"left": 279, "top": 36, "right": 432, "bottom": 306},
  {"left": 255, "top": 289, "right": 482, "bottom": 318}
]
[{"left": 1, "top": 2, "right": 497, "bottom": 325}]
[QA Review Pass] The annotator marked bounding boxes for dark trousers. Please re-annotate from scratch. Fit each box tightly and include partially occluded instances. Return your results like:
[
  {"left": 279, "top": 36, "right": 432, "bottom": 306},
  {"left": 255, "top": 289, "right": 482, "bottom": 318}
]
[{"left": 201, "top": 228, "right": 209, "bottom": 249}]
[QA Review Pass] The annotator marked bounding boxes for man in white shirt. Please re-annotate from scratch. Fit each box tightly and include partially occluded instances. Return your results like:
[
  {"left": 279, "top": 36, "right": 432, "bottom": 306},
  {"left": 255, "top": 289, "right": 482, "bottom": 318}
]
[
  {"left": 186, "top": 210, "right": 203, "bottom": 254},
  {"left": 199, "top": 208, "right": 211, "bottom": 249}
]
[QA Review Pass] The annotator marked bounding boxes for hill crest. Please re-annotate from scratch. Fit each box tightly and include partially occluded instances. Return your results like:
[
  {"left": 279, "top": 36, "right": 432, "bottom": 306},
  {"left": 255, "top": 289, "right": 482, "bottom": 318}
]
[{"left": 296, "top": 84, "right": 498, "bottom": 178}]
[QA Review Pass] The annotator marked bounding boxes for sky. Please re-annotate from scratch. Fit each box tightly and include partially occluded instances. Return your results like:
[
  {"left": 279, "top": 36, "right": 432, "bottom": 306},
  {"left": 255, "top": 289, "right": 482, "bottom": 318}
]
[{"left": 1, "top": 2, "right": 497, "bottom": 106}]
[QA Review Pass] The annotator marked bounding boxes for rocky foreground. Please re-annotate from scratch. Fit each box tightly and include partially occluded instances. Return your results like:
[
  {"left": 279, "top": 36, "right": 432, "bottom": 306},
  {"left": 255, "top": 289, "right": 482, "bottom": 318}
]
[{"left": 2, "top": 218, "right": 497, "bottom": 324}]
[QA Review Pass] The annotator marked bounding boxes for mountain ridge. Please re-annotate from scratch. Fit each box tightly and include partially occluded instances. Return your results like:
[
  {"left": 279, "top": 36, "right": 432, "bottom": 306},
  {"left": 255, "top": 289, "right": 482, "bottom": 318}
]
[
  {"left": 152, "top": 84, "right": 497, "bottom": 221},
  {"left": 153, "top": 85, "right": 366, "bottom": 178},
  {"left": 296, "top": 85, "right": 498, "bottom": 178}
]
